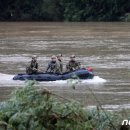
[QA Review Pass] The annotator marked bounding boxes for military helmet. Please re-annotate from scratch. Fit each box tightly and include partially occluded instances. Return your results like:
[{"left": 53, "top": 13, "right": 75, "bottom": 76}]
[
  {"left": 51, "top": 55, "right": 56, "bottom": 59},
  {"left": 70, "top": 55, "right": 75, "bottom": 58},
  {"left": 32, "top": 55, "right": 37, "bottom": 59},
  {"left": 57, "top": 54, "right": 62, "bottom": 57}
]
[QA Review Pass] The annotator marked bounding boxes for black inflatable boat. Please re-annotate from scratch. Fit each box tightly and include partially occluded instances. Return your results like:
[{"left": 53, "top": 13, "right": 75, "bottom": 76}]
[{"left": 13, "top": 68, "right": 94, "bottom": 81}]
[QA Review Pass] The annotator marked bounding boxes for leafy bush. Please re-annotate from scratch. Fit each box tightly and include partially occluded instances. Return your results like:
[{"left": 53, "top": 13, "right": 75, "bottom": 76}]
[{"left": 0, "top": 81, "right": 121, "bottom": 130}]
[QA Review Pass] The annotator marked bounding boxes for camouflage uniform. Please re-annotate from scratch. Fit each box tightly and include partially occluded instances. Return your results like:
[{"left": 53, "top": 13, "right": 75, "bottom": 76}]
[
  {"left": 66, "top": 60, "right": 80, "bottom": 72},
  {"left": 26, "top": 61, "right": 38, "bottom": 74},
  {"left": 57, "top": 59, "right": 63, "bottom": 74},
  {"left": 46, "top": 61, "right": 60, "bottom": 73},
  {"left": 56, "top": 54, "right": 63, "bottom": 74}
]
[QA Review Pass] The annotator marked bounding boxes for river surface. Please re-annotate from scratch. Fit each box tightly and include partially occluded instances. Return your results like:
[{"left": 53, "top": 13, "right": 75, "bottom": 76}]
[{"left": 0, "top": 22, "right": 130, "bottom": 111}]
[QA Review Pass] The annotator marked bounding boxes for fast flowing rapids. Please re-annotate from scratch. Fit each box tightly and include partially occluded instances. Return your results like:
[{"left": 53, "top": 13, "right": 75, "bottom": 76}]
[{"left": 0, "top": 22, "right": 130, "bottom": 111}]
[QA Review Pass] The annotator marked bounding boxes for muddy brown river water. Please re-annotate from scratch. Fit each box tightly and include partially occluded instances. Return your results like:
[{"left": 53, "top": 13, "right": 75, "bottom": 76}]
[{"left": 0, "top": 22, "right": 130, "bottom": 111}]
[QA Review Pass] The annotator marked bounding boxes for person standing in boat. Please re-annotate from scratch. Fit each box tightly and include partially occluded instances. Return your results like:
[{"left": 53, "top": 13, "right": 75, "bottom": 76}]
[
  {"left": 66, "top": 55, "right": 80, "bottom": 72},
  {"left": 57, "top": 54, "right": 63, "bottom": 74},
  {"left": 46, "top": 55, "right": 61, "bottom": 74},
  {"left": 26, "top": 56, "right": 39, "bottom": 74}
]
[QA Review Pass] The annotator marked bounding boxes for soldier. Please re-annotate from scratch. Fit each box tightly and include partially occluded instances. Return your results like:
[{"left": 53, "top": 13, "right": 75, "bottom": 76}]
[
  {"left": 46, "top": 55, "right": 60, "bottom": 74},
  {"left": 66, "top": 55, "right": 80, "bottom": 72},
  {"left": 26, "top": 56, "right": 38, "bottom": 74},
  {"left": 57, "top": 54, "right": 63, "bottom": 74}
]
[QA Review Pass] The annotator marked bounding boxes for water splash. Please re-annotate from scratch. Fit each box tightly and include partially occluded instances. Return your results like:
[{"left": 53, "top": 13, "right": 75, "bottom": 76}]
[
  {"left": 82, "top": 76, "right": 106, "bottom": 84},
  {"left": 0, "top": 73, "right": 24, "bottom": 86}
]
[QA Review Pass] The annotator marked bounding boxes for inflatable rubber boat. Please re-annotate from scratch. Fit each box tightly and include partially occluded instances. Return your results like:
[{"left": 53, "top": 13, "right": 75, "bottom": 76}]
[{"left": 13, "top": 68, "right": 94, "bottom": 81}]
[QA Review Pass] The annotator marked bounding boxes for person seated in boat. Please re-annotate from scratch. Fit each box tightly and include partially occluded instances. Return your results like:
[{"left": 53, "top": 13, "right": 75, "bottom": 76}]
[
  {"left": 46, "top": 55, "right": 61, "bottom": 74},
  {"left": 26, "top": 56, "right": 38, "bottom": 74},
  {"left": 66, "top": 55, "right": 80, "bottom": 72},
  {"left": 57, "top": 54, "right": 63, "bottom": 74}
]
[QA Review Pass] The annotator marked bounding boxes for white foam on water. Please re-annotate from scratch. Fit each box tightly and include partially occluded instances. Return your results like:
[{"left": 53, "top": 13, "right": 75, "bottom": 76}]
[
  {"left": 48, "top": 76, "right": 106, "bottom": 84},
  {"left": 38, "top": 76, "right": 106, "bottom": 86},
  {"left": 86, "top": 103, "right": 130, "bottom": 111},
  {"left": 82, "top": 76, "right": 107, "bottom": 84},
  {"left": 0, "top": 73, "right": 24, "bottom": 86},
  {"left": 0, "top": 73, "right": 106, "bottom": 87},
  {"left": 0, "top": 73, "right": 14, "bottom": 81}
]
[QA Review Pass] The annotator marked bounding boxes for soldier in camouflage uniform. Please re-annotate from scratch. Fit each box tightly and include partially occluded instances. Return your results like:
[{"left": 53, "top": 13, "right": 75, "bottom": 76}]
[
  {"left": 66, "top": 55, "right": 80, "bottom": 72},
  {"left": 26, "top": 56, "right": 38, "bottom": 74},
  {"left": 57, "top": 54, "right": 63, "bottom": 74},
  {"left": 46, "top": 55, "right": 61, "bottom": 74}
]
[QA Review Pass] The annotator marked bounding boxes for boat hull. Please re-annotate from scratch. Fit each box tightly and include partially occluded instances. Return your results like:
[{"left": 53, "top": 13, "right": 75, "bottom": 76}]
[{"left": 13, "top": 69, "right": 94, "bottom": 81}]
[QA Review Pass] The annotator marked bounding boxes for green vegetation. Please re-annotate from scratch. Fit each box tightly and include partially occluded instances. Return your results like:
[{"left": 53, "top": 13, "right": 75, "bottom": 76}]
[
  {"left": 0, "top": 81, "right": 123, "bottom": 130},
  {"left": 0, "top": 0, "right": 130, "bottom": 21}
]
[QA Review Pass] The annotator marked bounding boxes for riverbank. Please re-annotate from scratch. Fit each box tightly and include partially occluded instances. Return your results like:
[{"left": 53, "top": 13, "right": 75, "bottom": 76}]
[
  {"left": 1, "top": 0, "right": 130, "bottom": 22},
  {"left": 0, "top": 81, "right": 125, "bottom": 130}
]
